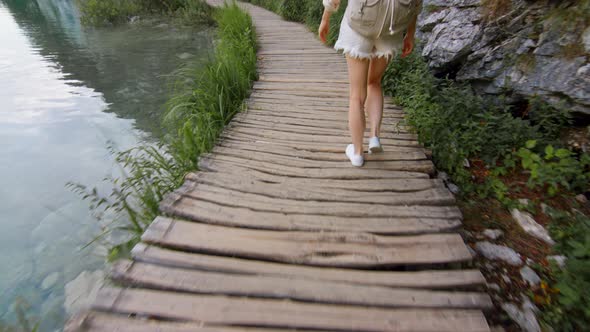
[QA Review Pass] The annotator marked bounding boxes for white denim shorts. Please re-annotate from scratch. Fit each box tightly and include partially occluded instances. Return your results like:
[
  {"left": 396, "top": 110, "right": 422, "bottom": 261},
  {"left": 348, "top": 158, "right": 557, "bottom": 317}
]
[{"left": 334, "top": 19, "right": 404, "bottom": 60}]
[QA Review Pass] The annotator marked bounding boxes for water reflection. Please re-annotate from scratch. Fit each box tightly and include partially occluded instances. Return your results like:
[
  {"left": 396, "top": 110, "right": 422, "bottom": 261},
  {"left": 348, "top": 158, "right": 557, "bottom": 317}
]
[{"left": 0, "top": 0, "right": 211, "bottom": 330}]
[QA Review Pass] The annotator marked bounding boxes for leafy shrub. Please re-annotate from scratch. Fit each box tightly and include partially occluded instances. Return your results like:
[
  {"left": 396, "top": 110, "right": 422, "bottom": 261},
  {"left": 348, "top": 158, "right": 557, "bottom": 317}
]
[
  {"left": 542, "top": 208, "right": 590, "bottom": 331},
  {"left": 515, "top": 140, "right": 590, "bottom": 195},
  {"left": 279, "top": 0, "right": 307, "bottom": 22},
  {"left": 383, "top": 53, "right": 541, "bottom": 190},
  {"left": 527, "top": 97, "right": 572, "bottom": 141}
]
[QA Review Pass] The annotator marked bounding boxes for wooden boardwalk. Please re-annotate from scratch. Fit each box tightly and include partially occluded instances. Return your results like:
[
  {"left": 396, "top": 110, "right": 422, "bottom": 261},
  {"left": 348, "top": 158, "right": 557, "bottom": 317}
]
[{"left": 66, "top": 2, "right": 492, "bottom": 331}]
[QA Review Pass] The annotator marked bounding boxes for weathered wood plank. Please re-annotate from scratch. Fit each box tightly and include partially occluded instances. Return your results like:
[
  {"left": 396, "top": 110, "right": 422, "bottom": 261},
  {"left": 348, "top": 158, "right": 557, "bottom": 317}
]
[
  {"left": 164, "top": 185, "right": 459, "bottom": 218},
  {"left": 216, "top": 140, "right": 426, "bottom": 161},
  {"left": 219, "top": 135, "right": 422, "bottom": 154},
  {"left": 199, "top": 155, "right": 434, "bottom": 179},
  {"left": 161, "top": 197, "right": 462, "bottom": 234},
  {"left": 111, "top": 260, "right": 493, "bottom": 309},
  {"left": 208, "top": 146, "right": 433, "bottom": 172},
  {"left": 65, "top": 311, "right": 300, "bottom": 332},
  {"left": 200, "top": 153, "right": 435, "bottom": 175},
  {"left": 171, "top": 176, "right": 455, "bottom": 207},
  {"left": 185, "top": 171, "right": 437, "bottom": 192},
  {"left": 142, "top": 218, "right": 472, "bottom": 267},
  {"left": 132, "top": 244, "right": 486, "bottom": 289},
  {"left": 93, "top": 287, "right": 490, "bottom": 332}
]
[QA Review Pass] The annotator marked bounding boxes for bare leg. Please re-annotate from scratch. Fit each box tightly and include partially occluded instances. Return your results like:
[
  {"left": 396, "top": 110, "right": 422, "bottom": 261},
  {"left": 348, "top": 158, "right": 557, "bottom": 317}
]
[
  {"left": 366, "top": 56, "right": 389, "bottom": 138},
  {"left": 346, "top": 56, "right": 370, "bottom": 155}
]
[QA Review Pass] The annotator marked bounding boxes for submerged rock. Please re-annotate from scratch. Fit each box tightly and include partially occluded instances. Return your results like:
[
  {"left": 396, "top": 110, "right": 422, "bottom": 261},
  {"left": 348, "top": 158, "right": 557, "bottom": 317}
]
[
  {"left": 64, "top": 270, "right": 105, "bottom": 315},
  {"left": 41, "top": 272, "right": 60, "bottom": 290},
  {"left": 475, "top": 241, "right": 523, "bottom": 266},
  {"left": 510, "top": 209, "right": 555, "bottom": 245}
]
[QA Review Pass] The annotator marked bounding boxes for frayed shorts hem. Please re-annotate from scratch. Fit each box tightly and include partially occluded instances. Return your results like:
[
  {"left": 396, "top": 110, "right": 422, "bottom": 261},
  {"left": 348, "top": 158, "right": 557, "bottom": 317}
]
[{"left": 335, "top": 46, "right": 397, "bottom": 60}]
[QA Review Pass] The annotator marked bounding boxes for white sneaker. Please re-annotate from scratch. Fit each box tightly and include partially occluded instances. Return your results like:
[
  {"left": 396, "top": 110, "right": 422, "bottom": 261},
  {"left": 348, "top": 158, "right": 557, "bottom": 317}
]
[
  {"left": 368, "top": 136, "right": 383, "bottom": 154},
  {"left": 345, "top": 144, "right": 364, "bottom": 167}
]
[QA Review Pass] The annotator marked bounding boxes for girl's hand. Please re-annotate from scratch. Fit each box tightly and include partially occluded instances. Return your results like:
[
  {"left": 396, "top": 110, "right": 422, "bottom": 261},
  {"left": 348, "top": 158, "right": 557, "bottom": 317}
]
[
  {"left": 319, "top": 17, "right": 330, "bottom": 43},
  {"left": 401, "top": 36, "right": 414, "bottom": 58},
  {"left": 402, "top": 14, "right": 418, "bottom": 58}
]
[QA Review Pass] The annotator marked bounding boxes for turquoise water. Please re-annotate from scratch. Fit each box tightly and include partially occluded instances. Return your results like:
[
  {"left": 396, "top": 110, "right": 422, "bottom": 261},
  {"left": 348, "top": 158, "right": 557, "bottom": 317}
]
[{"left": 0, "top": 1, "right": 211, "bottom": 330}]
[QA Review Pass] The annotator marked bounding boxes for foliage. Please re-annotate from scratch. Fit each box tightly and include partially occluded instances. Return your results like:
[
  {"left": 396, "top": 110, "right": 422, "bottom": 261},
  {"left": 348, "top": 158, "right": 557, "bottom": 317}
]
[
  {"left": 71, "top": 1, "right": 256, "bottom": 257},
  {"left": 77, "top": 0, "right": 213, "bottom": 26},
  {"left": 514, "top": 140, "right": 590, "bottom": 196},
  {"left": 527, "top": 97, "right": 572, "bottom": 141},
  {"left": 542, "top": 208, "right": 590, "bottom": 331},
  {"left": 382, "top": 52, "right": 542, "bottom": 190},
  {"left": 78, "top": 0, "right": 140, "bottom": 25}
]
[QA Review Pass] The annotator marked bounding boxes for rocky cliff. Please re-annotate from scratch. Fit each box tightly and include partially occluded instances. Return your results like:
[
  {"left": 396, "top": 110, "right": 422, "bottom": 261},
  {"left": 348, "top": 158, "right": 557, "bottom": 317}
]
[{"left": 417, "top": 0, "right": 590, "bottom": 115}]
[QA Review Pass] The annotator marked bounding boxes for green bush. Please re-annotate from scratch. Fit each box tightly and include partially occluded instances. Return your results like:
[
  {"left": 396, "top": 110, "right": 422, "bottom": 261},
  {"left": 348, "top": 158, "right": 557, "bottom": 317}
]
[
  {"left": 383, "top": 53, "right": 543, "bottom": 190},
  {"left": 515, "top": 140, "right": 590, "bottom": 196},
  {"left": 543, "top": 208, "right": 590, "bottom": 331},
  {"left": 279, "top": 0, "right": 307, "bottom": 22}
]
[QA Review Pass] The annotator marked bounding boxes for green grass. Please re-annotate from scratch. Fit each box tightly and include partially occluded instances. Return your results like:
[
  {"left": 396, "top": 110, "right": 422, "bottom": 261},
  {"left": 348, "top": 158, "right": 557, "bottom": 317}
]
[
  {"left": 70, "top": 1, "right": 257, "bottom": 260},
  {"left": 77, "top": 0, "right": 214, "bottom": 25}
]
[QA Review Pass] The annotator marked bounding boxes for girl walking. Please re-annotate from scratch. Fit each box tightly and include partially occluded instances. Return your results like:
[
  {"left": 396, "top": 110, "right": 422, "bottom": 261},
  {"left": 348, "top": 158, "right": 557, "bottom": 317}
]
[{"left": 319, "top": 0, "right": 422, "bottom": 167}]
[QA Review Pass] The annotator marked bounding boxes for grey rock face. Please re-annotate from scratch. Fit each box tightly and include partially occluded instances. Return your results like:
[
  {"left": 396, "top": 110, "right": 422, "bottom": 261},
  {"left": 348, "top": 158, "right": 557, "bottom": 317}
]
[
  {"left": 421, "top": 7, "right": 481, "bottom": 70},
  {"left": 418, "top": 0, "right": 590, "bottom": 115},
  {"left": 475, "top": 241, "right": 523, "bottom": 266}
]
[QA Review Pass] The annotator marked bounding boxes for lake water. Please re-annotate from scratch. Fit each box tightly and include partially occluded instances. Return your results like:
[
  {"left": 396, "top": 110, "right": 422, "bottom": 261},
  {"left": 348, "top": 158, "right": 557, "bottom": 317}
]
[{"left": 0, "top": 0, "right": 211, "bottom": 330}]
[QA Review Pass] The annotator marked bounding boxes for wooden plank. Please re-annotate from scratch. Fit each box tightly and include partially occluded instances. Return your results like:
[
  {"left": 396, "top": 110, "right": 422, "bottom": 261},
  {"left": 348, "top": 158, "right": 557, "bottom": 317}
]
[
  {"left": 219, "top": 135, "right": 421, "bottom": 154},
  {"left": 93, "top": 287, "right": 490, "bottom": 332},
  {"left": 259, "top": 75, "right": 349, "bottom": 84},
  {"left": 185, "top": 171, "right": 437, "bottom": 192},
  {"left": 132, "top": 244, "right": 486, "bottom": 289},
  {"left": 200, "top": 153, "right": 435, "bottom": 175},
  {"left": 208, "top": 146, "right": 433, "bottom": 172},
  {"left": 111, "top": 260, "right": 493, "bottom": 310},
  {"left": 232, "top": 117, "right": 403, "bottom": 133},
  {"left": 66, "top": 311, "right": 298, "bottom": 332},
  {"left": 163, "top": 185, "right": 457, "bottom": 218},
  {"left": 142, "top": 218, "right": 472, "bottom": 267},
  {"left": 216, "top": 140, "right": 426, "bottom": 162},
  {"left": 160, "top": 188, "right": 461, "bottom": 234},
  {"left": 219, "top": 128, "right": 421, "bottom": 148},
  {"left": 199, "top": 155, "right": 434, "bottom": 179},
  {"left": 174, "top": 176, "right": 455, "bottom": 206}
]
